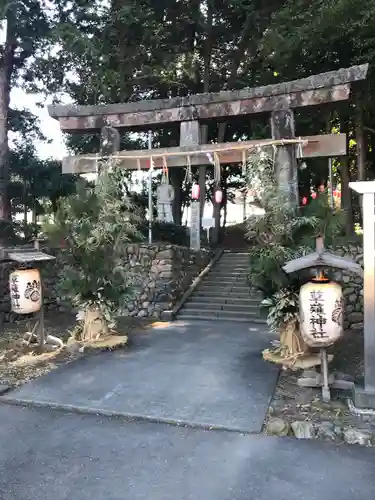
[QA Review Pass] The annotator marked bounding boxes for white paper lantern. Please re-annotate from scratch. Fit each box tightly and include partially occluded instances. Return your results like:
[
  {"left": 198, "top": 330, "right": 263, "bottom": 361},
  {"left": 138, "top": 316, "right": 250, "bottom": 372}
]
[
  {"left": 299, "top": 278, "right": 343, "bottom": 347},
  {"left": 9, "top": 269, "right": 42, "bottom": 314}
]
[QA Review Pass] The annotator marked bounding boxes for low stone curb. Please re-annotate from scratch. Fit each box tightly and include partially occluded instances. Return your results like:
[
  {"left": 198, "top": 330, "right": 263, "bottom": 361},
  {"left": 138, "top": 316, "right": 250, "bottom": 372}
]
[
  {"left": 0, "top": 394, "right": 256, "bottom": 435},
  {"left": 0, "top": 384, "right": 11, "bottom": 396}
]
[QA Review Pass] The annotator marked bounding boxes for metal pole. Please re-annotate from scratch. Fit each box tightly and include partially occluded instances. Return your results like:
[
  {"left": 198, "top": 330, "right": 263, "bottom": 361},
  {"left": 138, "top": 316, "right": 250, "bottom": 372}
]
[
  {"left": 148, "top": 130, "right": 153, "bottom": 244},
  {"left": 328, "top": 158, "right": 334, "bottom": 208}
]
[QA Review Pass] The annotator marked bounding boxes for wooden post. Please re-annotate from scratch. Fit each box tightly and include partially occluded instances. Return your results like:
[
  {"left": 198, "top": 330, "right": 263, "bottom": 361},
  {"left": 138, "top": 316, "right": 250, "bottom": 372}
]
[
  {"left": 270, "top": 110, "right": 299, "bottom": 205},
  {"left": 180, "top": 121, "right": 201, "bottom": 250},
  {"left": 99, "top": 125, "right": 120, "bottom": 174},
  {"left": 356, "top": 119, "right": 366, "bottom": 182},
  {"left": 340, "top": 122, "right": 354, "bottom": 234},
  {"left": 354, "top": 88, "right": 366, "bottom": 182},
  {"left": 180, "top": 121, "right": 200, "bottom": 148},
  {"left": 199, "top": 124, "right": 208, "bottom": 225},
  {"left": 349, "top": 181, "right": 375, "bottom": 408}
]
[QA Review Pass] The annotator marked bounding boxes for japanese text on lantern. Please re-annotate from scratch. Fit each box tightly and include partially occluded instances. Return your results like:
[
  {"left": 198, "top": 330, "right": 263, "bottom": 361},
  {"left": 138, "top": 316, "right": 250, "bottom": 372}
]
[
  {"left": 10, "top": 275, "right": 20, "bottom": 309},
  {"left": 309, "top": 290, "right": 328, "bottom": 338}
]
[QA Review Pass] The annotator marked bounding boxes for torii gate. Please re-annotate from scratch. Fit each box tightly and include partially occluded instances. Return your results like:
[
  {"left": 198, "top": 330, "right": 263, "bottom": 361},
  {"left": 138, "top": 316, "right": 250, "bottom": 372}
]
[{"left": 49, "top": 63, "right": 368, "bottom": 245}]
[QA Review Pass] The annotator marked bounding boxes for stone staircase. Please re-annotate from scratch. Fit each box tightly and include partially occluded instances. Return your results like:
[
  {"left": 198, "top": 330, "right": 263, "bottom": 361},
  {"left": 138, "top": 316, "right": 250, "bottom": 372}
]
[{"left": 177, "top": 251, "right": 266, "bottom": 323}]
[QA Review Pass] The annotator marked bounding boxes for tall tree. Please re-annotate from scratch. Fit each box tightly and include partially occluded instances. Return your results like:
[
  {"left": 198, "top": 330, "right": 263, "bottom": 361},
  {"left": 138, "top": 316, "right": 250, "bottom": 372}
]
[{"left": 0, "top": 0, "right": 50, "bottom": 232}]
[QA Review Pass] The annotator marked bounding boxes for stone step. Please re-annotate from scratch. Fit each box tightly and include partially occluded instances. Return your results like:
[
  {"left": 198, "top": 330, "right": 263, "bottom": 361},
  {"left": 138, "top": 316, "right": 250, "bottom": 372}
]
[
  {"left": 200, "top": 286, "right": 251, "bottom": 294},
  {"left": 197, "top": 288, "right": 251, "bottom": 298},
  {"left": 209, "top": 273, "right": 247, "bottom": 278},
  {"left": 226, "top": 286, "right": 254, "bottom": 292},
  {"left": 178, "top": 313, "right": 267, "bottom": 323},
  {"left": 219, "top": 260, "right": 248, "bottom": 266},
  {"left": 223, "top": 251, "right": 248, "bottom": 255},
  {"left": 185, "top": 300, "right": 260, "bottom": 313},
  {"left": 204, "top": 272, "right": 244, "bottom": 278},
  {"left": 211, "top": 275, "right": 247, "bottom": 280},
  {"left": 224, "top": 303, "right": 262, "bottom": 313},
  {"left": 211, "top": 266, "right": 247, "bottom": 276},
  {"left": 225, "top": 296, "right": 262, "bottom": 304},
  {"left": 202, "top": 278, "right": 246, "bottom": 286},
  {"left": 180, "top": 306, "right": 263, "bottom": 318},
  {"left": 219, "top": 259, "right": 248, "bottom": 265},
  {"left": 188, "top": 295, "right": 261, "bottom": 305},
  {"left": 194, "top": 290, "right": 256, "bottom": 300},
  {"left": 198, "top": 281, "right": 250, "bottom": 288},
  {"left": 214, "top": 267, "right": 248, "bottom": 273}
]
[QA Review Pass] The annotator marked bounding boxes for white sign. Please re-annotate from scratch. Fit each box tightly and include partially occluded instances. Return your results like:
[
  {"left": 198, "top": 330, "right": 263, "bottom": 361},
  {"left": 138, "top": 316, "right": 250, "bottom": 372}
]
[
  {"left": 202, "top": 217, "right": 215, "bottom": 230},
  {"left": 190, "top": 201, "right": 200, "bottom": 250}
]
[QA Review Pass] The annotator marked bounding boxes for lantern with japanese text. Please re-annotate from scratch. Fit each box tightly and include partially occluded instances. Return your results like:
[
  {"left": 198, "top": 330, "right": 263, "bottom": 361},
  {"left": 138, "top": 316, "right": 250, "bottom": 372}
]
[
  {"left": 299, "top": 274, "right": 343, "bottom": 347},
  {"left": 283, "top": 235, "right": 362, "bottom": 350},
  {"left": 214, "top": 189, "right": 223, "bottom": 204},
  {"left": 192, "top": 183, "right": 200, "bottom": 200},
  {"left": 282, "top": 236, "right": 363, "bottom": 402},
  {"left": 9, "top": 268, "right": 42, "bottom": 314}
]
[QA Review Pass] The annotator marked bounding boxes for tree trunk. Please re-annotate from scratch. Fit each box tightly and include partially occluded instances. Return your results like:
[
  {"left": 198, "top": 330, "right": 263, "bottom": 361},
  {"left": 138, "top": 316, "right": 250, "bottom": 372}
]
[
  {"left": 199, "top": 125, "right": 208, "bottom": 220},
  {"left": 223, "top": 197, "right": 228, "bottom": 229},
  {"left": 212, "top": 122, "right": 227, "bottom": 243},
  {"left": 170, "top": 168, "right": 183, "bottom": 225},
  {"left": 0, "top": 8, "right": 15, "bottom": 227},
  {"left": 198, "top": 1, "right": 213, "bottom": 224},
  {"left": 211, "top": 11, "right": 255, "bottom": 244},
  {"left": 222, "top": 166, "right": 228, "bottom": 230},
  {"left": 0, "top": 73, "right": 10, "bottom": 225},
  {"left": 355, "top": 112, "right": 366, "bottom": 182},
  {"left": 82, "top": 306, "right": 109, "bottom": 341},
  {"left": 32, "top": 200, "right": 37, "bottom": 225},
  {"left": 340, "top": 119, "right": 354, "bottom": 234},
  {"left": 23, "top": 180, "right": 28, "bottom": 228}
]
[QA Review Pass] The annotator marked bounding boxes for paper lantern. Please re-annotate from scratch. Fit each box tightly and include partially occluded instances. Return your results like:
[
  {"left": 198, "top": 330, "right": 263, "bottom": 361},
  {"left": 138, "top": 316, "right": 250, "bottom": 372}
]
[
  {"left": 192, "top": 183, "right": 200, "bottom": 200},
  {"left": 215, "top": 189, "right": 223, "bottom": 204},
  {"left": 9, "top": 269, "right": 42, "bottom": 314},
  {"left": 299, "top": 276, "right": 343, "bottom": 347}
]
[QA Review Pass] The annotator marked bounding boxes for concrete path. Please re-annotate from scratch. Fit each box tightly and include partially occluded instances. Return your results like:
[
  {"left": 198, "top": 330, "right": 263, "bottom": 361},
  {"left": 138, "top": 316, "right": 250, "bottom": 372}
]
[
  {"left": 0, "top": 404, "right": 374, "bottom": 500},
  {"left": 1, "top": 320, "right": 375, "bottom": 498},
  {"left": 1, "top": 321, "right": 278, "bottom": 433}
]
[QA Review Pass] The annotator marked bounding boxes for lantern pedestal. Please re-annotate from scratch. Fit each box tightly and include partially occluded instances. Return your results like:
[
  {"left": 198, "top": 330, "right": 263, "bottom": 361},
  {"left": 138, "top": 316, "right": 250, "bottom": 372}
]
[
  {"left": 352, "top": 386, "right": 375, "bottom": 410},
  {"left": 297, "top": 349, "right": 354, "bottom": 402},
  {"left": 0, "top": 244, "right": 56, "bottom": 352},
  {"left": 282, "top": 236, "right": 363, "bottom": 403}
]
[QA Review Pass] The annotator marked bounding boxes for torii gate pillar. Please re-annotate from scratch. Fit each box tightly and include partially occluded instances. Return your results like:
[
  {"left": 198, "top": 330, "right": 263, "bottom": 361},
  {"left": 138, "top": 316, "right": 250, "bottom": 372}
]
[{"left": 271, "top": 109, "right": 299, "bottom": 205}]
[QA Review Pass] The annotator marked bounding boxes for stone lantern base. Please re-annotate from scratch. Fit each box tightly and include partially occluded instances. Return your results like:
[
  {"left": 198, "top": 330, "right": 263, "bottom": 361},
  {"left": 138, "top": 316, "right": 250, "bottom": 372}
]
[{"left": 352, "top": 385, "right": 375, "bottom": 410}]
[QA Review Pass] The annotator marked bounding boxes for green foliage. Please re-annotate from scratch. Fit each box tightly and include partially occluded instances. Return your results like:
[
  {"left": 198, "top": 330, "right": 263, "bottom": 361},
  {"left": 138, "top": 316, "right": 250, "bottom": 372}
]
[
  {"left": 261, "top": 288, "right": 300, "bottom": 333},
  {"left": 245, "top": 151, "right": 347, "bottom": 296},
  {"left": 44, "top": 167, "right": 144, "bottom": 326},
  {"left": 299, "top": 192, "right": 348, "bottom": 248},
  {"left": 9, "top": 140, "right": 78, "bottom": 239}
]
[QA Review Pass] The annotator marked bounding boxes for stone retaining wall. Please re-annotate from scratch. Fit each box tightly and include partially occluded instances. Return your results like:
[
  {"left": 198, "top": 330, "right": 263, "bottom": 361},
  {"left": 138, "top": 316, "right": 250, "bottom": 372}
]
[
  {"left": 330, "top": 243, "right": 363, "bottom": 331},
  {"left": 0, "top": 244, "right": 211, "bottom": 323},
  {"left": 120, "top": 244, "right": 211, "bottom": 319}
]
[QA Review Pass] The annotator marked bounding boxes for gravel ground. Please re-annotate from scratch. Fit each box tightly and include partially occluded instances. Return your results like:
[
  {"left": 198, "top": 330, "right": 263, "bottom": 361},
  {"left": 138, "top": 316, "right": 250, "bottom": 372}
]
[
  {"left": 264, "top": 328, "right": 375, "bottom": 445},
  {"left": 0, "top": 311, "right": 151, "bottom": 388}
]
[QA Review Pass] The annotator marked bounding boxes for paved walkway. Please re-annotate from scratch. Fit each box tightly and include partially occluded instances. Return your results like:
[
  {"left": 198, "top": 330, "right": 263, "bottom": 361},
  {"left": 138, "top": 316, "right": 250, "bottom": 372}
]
[
  {"left": 0, "top": 320, "right": 375, "bottom": 499},
  {"left": 2, "top": 321, "right": 278, "bottom": 433}
]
